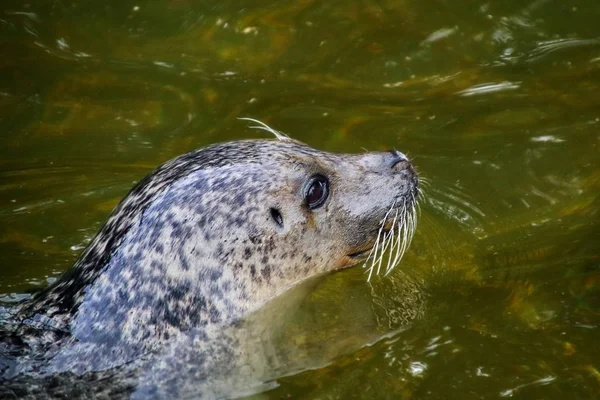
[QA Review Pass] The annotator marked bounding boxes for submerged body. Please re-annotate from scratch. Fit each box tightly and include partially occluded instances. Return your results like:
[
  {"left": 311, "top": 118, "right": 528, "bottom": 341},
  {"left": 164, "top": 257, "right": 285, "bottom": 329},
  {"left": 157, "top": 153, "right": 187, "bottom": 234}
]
[{"left": 0, "top": 128, "right": 419, "bottom": 398}]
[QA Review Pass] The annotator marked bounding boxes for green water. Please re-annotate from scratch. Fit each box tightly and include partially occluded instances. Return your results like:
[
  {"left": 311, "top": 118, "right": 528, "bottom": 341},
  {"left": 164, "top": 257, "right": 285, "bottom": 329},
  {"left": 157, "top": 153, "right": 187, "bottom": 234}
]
[{"left": 1, "top": 0, "right": 599, "bottom": 398}]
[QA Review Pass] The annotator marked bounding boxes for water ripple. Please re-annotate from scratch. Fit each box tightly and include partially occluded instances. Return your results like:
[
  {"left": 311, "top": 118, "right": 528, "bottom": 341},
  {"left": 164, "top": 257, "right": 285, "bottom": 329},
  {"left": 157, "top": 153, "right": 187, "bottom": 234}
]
[
  {"left": 525, "top": 38, "right": 600, "bottom": 63},
  {"left": 456, "top": 81, "right": 521, "bottom": 97},
  {"left": 424, "top": 184, "right": 487, "bottom": 237}
]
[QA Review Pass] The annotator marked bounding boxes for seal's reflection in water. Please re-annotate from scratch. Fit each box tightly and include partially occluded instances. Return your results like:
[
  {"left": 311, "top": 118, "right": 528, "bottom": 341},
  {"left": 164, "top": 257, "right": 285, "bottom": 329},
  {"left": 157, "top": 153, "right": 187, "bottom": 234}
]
[{"left": 135, "top": 269, "right": 425, "bottom": 399}]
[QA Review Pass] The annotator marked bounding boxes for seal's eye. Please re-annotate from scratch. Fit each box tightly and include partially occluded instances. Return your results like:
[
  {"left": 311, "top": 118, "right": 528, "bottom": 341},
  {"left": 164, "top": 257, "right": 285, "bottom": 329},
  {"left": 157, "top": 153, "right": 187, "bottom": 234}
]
[{"left": 305, "top": 175, "right": 329, "bottom": 210}]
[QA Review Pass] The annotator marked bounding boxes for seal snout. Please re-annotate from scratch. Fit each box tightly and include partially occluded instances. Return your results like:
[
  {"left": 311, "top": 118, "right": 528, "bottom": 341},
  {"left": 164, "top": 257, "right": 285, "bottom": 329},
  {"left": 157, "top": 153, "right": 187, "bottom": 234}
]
[
  {"left": 387, "top": 150, "right": 408, "bottom": 167},
  {"left": 387, "top": 150, "right": 412, "bottom": 172},
  {"left": 385, "top": 150, "right": 419, "bottom": 194}
]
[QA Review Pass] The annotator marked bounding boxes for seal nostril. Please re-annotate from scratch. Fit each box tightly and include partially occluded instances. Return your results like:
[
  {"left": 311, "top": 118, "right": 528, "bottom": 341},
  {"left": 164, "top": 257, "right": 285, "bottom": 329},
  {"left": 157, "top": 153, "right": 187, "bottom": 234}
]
[
  {"left": 388, "top": 150, "right": 409, "bottom": 169},
  {"left": 270, "top": 208, "right": 284, "bottom": 227}
]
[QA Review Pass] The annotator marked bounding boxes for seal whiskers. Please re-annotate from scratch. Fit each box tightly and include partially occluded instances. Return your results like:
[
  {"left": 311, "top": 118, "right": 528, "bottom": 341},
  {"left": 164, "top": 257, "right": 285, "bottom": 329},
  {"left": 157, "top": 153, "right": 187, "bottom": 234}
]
[
  {"left": 384, "top": 208, "right": 400, "bottom": 277},
  {"left": 365, "top": 202, "right": 396, "bottom": 281},
  {"left": 237, "top": 117, "right": 290, "bottom": 141},
  {"left": 365, "top": 195, "right": 419, "bottom": 281},
  {"left": 389, "top": 198, "right": 419, "bottom": 276}
]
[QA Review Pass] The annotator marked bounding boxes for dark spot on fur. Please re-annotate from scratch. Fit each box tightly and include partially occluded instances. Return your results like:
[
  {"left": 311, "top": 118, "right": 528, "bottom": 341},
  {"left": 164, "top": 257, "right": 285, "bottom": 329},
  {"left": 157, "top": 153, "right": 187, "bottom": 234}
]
[
  {"left": 179, "top": 248, "right": 191, "bottom": 271},
  {"left": 210, "top": 269, "right": 222, "bottom": 281},
  {"left": 131, "top": 251, "right": 143, "bottom": 264},
  {"left": 233, "top": 216, "right": 246, "bottom": 227},
  {"left": 208, "top": 305, "right": 221, "bottom": 324},
  {"left": 248, "top": 233, "right": 261, "bottom": 245},
  {"left": 265, "top": 237, "right": 276, "bottom": 253},
  {"left": 261, "top": 265, "right": 271, "bottom": 282},
  {"left": 221, "top": 280, "right": 231, "bottom": 292},
  {"left": 168, "top": 284, "right": 188, "bottom": 302}
]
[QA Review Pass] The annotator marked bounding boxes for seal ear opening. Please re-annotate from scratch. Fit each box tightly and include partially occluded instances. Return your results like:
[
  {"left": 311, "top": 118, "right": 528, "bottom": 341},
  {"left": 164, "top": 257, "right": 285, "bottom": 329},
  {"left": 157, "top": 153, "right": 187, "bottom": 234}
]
[{"left": 270, "top": 207, "right": 284, "bottom": 228}]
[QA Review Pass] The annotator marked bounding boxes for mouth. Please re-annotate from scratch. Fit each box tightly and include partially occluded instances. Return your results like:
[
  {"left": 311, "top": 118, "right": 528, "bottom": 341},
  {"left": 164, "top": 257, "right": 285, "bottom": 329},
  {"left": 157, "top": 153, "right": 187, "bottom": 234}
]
[
  {"left": 346, "top": 229, "right": 391, "bottom": 261},
  {"left": 345, "top": 227, "right": 399, "bottom": 269},
  {"left": 347, "top": 248, "right": 372, "bottom": 261},
  {"left": 340, "top": 241, "right": 376, "bottom": 269}
]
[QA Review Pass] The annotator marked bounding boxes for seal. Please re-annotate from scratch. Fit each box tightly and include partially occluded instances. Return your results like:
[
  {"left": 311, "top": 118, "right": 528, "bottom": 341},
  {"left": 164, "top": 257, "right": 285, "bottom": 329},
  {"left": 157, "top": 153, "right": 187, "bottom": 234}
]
[{"left": 0, "top": 120, "right": 419, "bottom": 398}]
